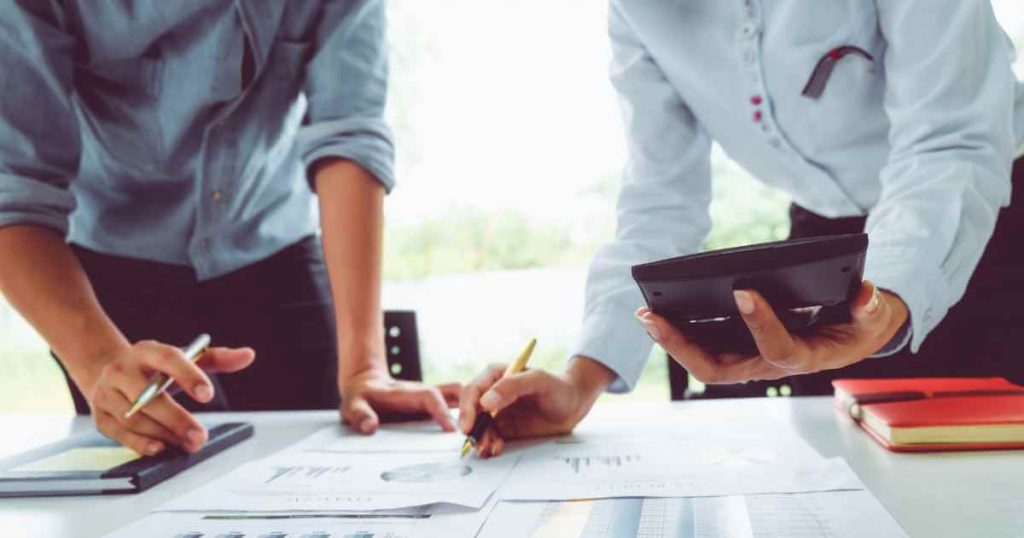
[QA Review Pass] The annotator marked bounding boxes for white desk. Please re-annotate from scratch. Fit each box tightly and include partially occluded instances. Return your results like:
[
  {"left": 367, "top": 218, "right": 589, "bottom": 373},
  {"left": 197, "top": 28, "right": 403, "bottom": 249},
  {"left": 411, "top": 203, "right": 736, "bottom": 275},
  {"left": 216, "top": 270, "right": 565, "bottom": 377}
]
[{"left": 1, "top": 397, "right": 1022, "bottom": 538}]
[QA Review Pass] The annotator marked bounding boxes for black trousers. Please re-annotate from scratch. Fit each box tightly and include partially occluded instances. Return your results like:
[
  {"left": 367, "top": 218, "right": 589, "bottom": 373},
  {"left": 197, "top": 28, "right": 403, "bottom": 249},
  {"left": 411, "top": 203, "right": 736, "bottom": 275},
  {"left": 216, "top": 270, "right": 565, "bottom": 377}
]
[
  {"left": 784, "top": 157, "right": 1024, "bottom": 394},
  {"left": 58, "top": 236, "right": 339, "bottom": 414}
]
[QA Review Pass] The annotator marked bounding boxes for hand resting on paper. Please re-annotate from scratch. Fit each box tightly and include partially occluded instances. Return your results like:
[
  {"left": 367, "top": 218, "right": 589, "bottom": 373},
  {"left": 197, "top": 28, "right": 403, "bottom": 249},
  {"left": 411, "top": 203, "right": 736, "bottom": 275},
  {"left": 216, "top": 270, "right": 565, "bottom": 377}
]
[
  {"left": 339, "top": 368, "right": 462, "bottom": 434},
  {"left": 636, "top": 280, "right": 909, "bottom": 385}
]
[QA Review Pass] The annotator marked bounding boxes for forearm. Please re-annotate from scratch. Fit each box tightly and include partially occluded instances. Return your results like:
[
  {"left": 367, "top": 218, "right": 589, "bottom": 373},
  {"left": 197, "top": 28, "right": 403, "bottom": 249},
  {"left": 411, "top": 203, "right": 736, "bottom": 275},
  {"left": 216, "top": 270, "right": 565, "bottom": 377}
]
[
  {"left": 0, "top": 225, "right": 128, "bottom": 392},
  {"left": 314, "top": 159, "right": 387, "bottom": 381}
]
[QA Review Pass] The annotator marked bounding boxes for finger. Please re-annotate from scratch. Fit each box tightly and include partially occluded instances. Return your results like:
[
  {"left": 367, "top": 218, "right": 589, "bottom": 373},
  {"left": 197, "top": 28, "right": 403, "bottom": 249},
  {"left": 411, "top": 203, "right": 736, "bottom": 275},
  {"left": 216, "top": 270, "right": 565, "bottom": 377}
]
[
  {"left": 196, "top": 347, "right": 256, "bottom": 374},
  {"left": 437, "top": 382, "right": 462, "bottom": 408},
  {"left": 105, "top": 365, "right": 207, "bottom": 447},
  {"left": 850, "top": 281, "right": 890, "bottom": 333},
  {"left": 342, "top": 395, "right": 379, "bottom": 435},
  {"left": 491, "top": 435, "right": 506, "bottom": 458},
  {"left": 477, "top": 427, "right": 499, "bottom": 458},
  {"left": 137, "top": 393, "right": 208, "bottom": 451},
  {"left": 479, "top": 370, "right": 557, "bottom": 416},
  {"left": 734, "top": 290, "right": 808, "bottom": 370},
  {"left": 636, "top": 311, "right": 727, "bottom": 382},
  {"left": 96, "top": 410, "right": 165, "bottom": 457},
  {"left": 98, "top": 388, "right": 188, "bottom": 449},
  {"left": 135, "top": 341, "right": 215, "bottom": 403},
  {"left": 413, "top": 387, "right": 457, "bottom": 432},
  {"left": 367, "top": 384, "right": 457, "bottom": 431},
  {"left": 459, "top": 364, "right": 507, "bottom": 432}
]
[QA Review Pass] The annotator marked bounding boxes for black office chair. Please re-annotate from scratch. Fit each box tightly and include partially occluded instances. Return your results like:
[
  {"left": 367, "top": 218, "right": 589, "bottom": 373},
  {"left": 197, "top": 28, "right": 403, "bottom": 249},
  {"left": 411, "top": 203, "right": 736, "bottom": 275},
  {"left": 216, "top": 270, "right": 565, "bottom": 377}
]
[
  {"left": 667, "top": 354, "right": 796, "bottom": 401},
  {"left": 383, "top": 310, "right": 423, "bottom": 382}
]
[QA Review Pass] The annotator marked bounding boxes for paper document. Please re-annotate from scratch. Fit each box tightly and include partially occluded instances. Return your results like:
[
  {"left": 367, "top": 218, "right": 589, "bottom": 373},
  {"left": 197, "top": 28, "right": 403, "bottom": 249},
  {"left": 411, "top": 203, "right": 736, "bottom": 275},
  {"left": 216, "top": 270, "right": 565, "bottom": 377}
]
[
  {"left": 12, "top": 446, "right": 139, "bottom": 472},
  {"left": 157, "top": 448, "right": 516, "bottom": 512},
  {"left": 500, "top": 431, "right": 863, "bottom": 501},
  {"left": 290, "top": 424, "right": 464, "bottom": 455},
  {"left": 479, "top": 491, "right": 907, "bottom": 538},
  {"left": 108, "top": 500, "right": 495, "bottom": 538}
]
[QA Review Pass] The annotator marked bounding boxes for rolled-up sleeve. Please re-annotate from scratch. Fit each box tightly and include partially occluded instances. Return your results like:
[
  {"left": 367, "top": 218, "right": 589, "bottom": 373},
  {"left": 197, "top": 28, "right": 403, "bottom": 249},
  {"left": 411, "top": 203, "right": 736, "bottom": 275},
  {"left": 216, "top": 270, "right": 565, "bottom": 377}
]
[
  {"left": 574, "top": 3, "right": 713, "bottom": 393},
  {"left": 865, "top": 0, "right": 1018, "bottom": 353},
  {"left": 0, "top": 1, "right": 80, "bottom": 234},
  {"left": 296, "top": 0, "right": 394, "bottom": 192}
]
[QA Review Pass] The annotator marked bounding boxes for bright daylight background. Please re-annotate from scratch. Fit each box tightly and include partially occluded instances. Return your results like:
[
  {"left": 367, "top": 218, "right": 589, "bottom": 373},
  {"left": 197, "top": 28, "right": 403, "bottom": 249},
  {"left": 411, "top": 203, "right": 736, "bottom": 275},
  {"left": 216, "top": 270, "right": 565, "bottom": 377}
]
[{"left": 2, "top": 1, "right": 1023, "bottom": 412}]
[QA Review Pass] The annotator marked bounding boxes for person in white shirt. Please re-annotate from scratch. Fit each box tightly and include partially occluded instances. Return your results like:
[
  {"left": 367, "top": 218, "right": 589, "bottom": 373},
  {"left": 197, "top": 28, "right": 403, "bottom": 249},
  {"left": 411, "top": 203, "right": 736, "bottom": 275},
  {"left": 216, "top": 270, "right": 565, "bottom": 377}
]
[{"left": 458, "top": 0, "right": 1024, "bottom": 457}]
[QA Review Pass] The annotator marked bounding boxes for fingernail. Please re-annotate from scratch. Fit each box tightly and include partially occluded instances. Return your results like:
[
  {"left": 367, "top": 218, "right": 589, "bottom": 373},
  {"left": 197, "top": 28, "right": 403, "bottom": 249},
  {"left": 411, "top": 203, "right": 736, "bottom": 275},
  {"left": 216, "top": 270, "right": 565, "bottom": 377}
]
[
  {"left": 865, "top": 285, "right": 881, "bottom": 313},
  {"left": 360, "top": 418, "right": 375, "bottom": 433},
  {"left": 187, "top": 428, "right": 204, "bottom": 445},
  {"left": 146, "top": 442, "right": 163, "bottom": 456},
  {"left": 195, "top": 384, "right": 213, "bottom": 402},
  {"left": 734, "top": 290, "right": 755, "bottom": 315},
  {"left": 480, "top": 391, "right": 501, "bottom": 410},
  {"left": 637, "top": 314, "right": 662, "bottom": 341}
]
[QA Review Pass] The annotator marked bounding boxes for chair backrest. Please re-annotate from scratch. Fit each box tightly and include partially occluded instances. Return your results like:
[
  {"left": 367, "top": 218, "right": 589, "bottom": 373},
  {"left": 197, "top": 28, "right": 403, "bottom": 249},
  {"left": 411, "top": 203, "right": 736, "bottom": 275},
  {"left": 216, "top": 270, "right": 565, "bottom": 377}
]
[{"left": 383, "top": 310, "right": 423, "bottom": 382}]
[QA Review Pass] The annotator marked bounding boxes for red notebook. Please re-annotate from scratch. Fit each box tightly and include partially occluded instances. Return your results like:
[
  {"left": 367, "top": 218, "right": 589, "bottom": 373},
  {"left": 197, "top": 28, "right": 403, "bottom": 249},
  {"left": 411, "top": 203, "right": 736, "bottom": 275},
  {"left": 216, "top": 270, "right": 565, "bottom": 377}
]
[{"left": 832, "top": 377, "right": 1024, "bottom": 452}]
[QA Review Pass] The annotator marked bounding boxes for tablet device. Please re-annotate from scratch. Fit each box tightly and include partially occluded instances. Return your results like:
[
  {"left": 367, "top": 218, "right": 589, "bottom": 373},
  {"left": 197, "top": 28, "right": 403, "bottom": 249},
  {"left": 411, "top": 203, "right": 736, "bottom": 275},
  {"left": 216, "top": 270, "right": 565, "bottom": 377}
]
[{"left": 632, "top": 233, "right": 867, "bottom": 355}]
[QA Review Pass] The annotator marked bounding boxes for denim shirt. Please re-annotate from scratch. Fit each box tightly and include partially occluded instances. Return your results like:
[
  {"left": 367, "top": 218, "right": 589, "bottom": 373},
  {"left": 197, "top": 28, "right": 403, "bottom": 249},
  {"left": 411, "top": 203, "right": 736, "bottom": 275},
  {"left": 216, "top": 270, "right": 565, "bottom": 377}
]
[
  {"left": 0, "top": 0, "right": 393, "bottom": 279},
  {"left": 578, "top": 0, "right": 1024, "bottom": 391}
]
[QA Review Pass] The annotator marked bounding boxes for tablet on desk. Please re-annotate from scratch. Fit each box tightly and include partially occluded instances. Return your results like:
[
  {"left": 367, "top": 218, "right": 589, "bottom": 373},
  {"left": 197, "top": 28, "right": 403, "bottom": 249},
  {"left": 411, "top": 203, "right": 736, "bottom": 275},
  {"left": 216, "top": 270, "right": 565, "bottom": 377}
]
[
  {"left": 0, "top": 422, "right": 253, "bottom": 497},
  {"left": 632, "top": 233, "right": 867, "bottom": 355}
]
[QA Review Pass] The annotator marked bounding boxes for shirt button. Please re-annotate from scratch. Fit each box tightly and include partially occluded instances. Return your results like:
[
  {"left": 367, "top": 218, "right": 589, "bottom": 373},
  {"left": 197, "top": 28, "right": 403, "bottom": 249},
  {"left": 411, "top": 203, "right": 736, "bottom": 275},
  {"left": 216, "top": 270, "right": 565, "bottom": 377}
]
[
  {"left": 742, "top": 49, "right": 756, "bottom": 65},
  {"left": 753, "top": 110, "right": 763, "bottom": 122},
  {"left": 211, "top": 190, "right": 224, "bottom": 202},
  {"left": 751, "top": 95, "right": 763, "bottom": 106},
  {"left": 736, "top": 22, "right": 760, "bottom": 40}
]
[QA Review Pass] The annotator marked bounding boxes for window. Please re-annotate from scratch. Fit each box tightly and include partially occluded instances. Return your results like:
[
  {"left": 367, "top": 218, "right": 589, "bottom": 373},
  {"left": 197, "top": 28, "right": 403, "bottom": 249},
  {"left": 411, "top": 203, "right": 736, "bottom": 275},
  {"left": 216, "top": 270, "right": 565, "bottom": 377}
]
[{"left": 0, "top": 1, "right": 1021, "bottom": 411}]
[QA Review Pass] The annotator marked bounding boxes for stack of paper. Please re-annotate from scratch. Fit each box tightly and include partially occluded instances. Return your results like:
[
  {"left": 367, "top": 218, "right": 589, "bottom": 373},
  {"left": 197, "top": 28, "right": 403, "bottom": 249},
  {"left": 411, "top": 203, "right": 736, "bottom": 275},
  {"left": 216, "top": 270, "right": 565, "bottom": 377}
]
[
  {"left": 106, "top": 421, "right": 906, "bottom": 537},
  {"left": 478, "top": 491, "right": 907, "bottom": 538}
]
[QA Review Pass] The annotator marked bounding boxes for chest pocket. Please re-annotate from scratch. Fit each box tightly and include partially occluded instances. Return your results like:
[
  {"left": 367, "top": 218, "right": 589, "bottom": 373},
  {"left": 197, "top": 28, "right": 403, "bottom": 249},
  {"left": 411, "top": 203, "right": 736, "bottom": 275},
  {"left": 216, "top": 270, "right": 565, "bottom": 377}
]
[{"left": 761, "top": 1, "right": 887, "bottom": 156}]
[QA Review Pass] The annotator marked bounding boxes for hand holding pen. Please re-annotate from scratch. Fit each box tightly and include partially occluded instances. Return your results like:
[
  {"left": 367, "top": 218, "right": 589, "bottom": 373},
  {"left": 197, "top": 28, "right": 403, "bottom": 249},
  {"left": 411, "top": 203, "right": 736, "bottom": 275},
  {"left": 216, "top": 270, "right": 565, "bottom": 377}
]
[
  {"left": 85, "top": 334, "right": 254, "bottom": 456},
  {"left": 458, "top": 341, "right": 614, "bottom": 458}
]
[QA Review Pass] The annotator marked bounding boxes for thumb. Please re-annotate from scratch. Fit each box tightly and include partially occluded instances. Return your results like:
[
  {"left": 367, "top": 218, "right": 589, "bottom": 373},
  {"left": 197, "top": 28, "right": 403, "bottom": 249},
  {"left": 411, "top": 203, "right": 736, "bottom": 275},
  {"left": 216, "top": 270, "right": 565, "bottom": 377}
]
[
  {"left": 342, "top": 395, "right": 379, "bottom": 435},
  {"left": 198, "top": 347, "right": 255, "bottom": 373},
  {"left": 479, "top": 370, "right": 554, "bottom": 415},
  {"left": 851, "top": 280, "right": 884, "bottom": 322}
]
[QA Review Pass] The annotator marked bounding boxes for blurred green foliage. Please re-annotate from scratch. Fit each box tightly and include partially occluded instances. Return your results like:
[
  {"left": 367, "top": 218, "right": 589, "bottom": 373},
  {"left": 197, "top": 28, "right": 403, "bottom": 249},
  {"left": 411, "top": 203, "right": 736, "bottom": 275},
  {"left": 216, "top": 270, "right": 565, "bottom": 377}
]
[{"left": 384, "top": 208, "right": 575, "bottom": 281}]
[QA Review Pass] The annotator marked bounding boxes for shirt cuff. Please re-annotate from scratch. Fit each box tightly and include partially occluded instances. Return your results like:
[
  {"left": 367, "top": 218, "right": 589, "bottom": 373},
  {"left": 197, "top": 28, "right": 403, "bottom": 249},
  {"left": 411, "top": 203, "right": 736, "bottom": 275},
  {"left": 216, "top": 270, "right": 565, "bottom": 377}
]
[
  {"left": 297, "top": 117, "right": 395, "bottom": 193},
  {"left": 571, "top": 306, "right": 653, "bottom": 393},
  {"left": 870, "top": 316, "right": 912, "bottom": 358},
  {"left": 0, "top": 173, "right": 74, "bottom": 235},
  {"left": 863, "top": 245, "right": 950, "bottom": 354}
]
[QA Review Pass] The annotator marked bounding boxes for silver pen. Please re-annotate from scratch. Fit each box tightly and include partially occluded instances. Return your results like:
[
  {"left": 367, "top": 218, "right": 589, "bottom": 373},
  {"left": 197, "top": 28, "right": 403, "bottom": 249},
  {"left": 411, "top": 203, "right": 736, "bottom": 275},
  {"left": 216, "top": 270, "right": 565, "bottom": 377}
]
[{"left": 123, "top": 334, "right": 211, "bottom": 419}]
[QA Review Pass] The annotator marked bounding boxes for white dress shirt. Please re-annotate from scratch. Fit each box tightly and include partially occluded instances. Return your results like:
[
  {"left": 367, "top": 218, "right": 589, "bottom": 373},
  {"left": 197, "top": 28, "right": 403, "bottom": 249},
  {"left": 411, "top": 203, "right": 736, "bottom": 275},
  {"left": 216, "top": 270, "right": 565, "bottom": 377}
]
[{"left": 576, "top": 0, "right": 1024, "bottom": 392}]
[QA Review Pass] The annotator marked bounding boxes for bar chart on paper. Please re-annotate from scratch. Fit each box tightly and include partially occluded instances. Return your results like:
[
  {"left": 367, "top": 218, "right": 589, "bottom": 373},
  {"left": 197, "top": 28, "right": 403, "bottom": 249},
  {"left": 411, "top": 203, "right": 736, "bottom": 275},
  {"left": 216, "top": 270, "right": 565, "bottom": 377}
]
[
  {"left": 156, "top": 450, "right": 515, "bottom": 511},
  {"left": 112, "top": 512, "right": 426, "bottom": 538},
  {"left": 558, "top": 455, "right": 641, "bottom": 474},
  {"left": 478, "top": 491, "right": 907, "bottom": 537},
  {"left": 500, "top": 438, "right": 864, "bottom": 501},
  {"left": 169, "top": 530, "right": 404, "bottom": 537}
]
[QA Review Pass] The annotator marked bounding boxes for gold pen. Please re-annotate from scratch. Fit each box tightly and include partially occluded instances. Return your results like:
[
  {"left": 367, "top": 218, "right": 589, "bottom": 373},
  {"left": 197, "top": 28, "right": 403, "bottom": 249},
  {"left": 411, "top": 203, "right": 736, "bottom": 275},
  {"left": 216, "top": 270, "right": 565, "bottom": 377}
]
[
  {"left": 460, "top": 338, "right": 537, "bottom": 459},
  {"left": 124, "top": 334, "right": 212, "bottom": 419}
]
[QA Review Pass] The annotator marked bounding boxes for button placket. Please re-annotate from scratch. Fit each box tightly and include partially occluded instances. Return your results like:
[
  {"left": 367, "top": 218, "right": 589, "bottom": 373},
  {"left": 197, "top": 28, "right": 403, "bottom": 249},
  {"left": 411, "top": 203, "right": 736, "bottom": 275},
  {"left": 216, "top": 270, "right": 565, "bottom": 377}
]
[{"left": 736, "top": 1, "right": 795, "bottom": 156}]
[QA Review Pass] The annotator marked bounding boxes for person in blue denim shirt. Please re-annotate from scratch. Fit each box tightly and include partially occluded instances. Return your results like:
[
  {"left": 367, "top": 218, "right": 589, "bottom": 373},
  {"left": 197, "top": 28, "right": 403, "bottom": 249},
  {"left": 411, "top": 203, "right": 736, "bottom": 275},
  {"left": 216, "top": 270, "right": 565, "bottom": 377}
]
[{"left": 0, "top": 1, "right": 460, "bottom": 456}]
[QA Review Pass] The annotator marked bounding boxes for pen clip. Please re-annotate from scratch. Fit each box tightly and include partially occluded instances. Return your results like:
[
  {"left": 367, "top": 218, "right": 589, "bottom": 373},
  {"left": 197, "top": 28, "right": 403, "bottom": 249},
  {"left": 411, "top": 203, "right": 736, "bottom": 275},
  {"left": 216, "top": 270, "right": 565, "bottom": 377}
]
[{"left": 802, "top": 46, "right": 874, "bottom": 100}]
